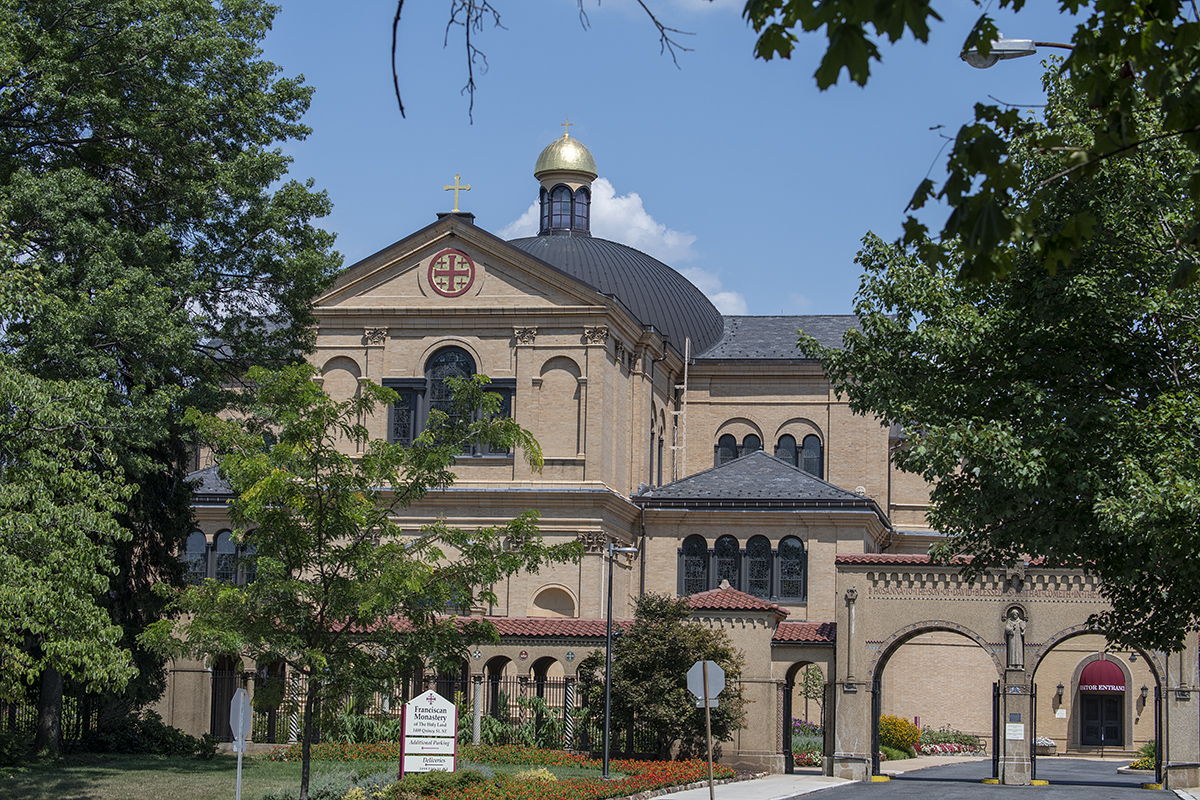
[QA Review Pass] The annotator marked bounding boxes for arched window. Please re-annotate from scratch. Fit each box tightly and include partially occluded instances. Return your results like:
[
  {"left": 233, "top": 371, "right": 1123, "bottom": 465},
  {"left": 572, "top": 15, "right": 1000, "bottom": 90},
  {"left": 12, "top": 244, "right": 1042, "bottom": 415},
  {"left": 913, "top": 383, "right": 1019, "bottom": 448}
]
[
  {"left": 389, "top": 347, "right": 514, "bottom": 455},
  {"left": 681, "top": 535, "right": 708, "bottom": 595},
  {"left": 539, "top": 187, "right": 550, "bottom": 231},
  {"left": 801, "top": 435, "right": 823, "bottom": 479},
  {"left": 743, "top": 434, "right": 762, "bottom": 454},
  {"left": 715, "top": 434, "right": 738, "bottom": 465},
  {"left": 573, "top": 187, "right": 590, "bottom": 231},
  {"left": 185, "top": 532, "right": 207, "bottom": 585},
  {"left": 747, "top": 536, "right": 772, "bottom": 598},
  {"left": 550, "top": 186, "right": 572, "bottom": 229},
  {"left": 776, "top": 434, "right": 797, "bottom": 467},
  {"left": 779, "top": 536, "right": 806, "bottom": 600},
  {"left": 427, "top": 347, "right": 475, "bottom": 426},
  {"left": 214, "top": 531, "right": 237, "bottom": 583},
  {"left": 239, "top": 540, "right": 257, "bottom": 585},
  {"left": 715, "top": 536, "right": 740, "bottom": 587}
]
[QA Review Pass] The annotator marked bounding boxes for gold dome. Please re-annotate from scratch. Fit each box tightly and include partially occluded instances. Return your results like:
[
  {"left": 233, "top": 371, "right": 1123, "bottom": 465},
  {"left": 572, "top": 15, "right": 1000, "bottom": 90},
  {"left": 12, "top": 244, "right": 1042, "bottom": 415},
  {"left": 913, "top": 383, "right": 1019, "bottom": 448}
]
[{"left": 534, "top": 134, "right": 597, "bottom": 180}]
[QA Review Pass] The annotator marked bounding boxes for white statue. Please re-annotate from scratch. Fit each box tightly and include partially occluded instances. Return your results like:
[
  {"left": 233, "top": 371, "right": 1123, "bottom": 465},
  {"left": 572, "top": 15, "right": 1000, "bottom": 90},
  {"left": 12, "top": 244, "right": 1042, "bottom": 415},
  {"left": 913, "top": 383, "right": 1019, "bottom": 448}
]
[{"left": 1005, "top": 608, "right": 1027, "bottom": 669}]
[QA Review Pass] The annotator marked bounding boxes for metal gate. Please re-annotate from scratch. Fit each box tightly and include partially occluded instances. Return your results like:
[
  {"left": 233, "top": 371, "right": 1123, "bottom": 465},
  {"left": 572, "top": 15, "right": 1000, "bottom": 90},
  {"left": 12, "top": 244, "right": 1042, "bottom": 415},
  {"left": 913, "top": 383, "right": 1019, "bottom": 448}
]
[
  {"left": 782, "top": 681, "right": 794, "bottom": 773},
  {"left": 991, "top": 682, "right": 1000, "bottom": 779},
  {"left": 1154, "top": 685, "right": 1163, "bottom": 785},
  {"left": 871, "top": 679, "right": 882, "bottom": 775},
  {"left": 1030, "top": 683, "right": 1038, "bottom": 781}
]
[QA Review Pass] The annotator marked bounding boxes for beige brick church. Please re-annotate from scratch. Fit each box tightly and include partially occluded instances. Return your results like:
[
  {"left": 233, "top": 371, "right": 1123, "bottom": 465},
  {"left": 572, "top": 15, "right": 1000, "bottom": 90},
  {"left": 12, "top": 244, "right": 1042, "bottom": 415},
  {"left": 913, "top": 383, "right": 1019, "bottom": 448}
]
[{"left": 165, "top": 129, "right": 1196, "bottom": 782}]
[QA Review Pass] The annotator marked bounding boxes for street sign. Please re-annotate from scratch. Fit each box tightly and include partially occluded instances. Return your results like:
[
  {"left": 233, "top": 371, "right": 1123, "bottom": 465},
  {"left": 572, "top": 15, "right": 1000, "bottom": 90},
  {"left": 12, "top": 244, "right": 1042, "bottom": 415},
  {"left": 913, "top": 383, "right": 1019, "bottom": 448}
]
[
  {"left": 229, "top": 688, "right": 252, "bottom": 744},
  {"left": 229, "top": 688, "right": 252, "bottom": 800},
  {"left": 688, "top": 660, "right": 725, "bottom": 705}
]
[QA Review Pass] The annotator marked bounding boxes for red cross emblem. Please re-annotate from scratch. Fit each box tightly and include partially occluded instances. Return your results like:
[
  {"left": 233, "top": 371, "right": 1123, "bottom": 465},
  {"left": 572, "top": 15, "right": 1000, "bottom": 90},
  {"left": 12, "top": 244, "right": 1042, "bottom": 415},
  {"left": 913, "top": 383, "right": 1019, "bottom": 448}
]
[{"left": 428, "top": 248, "right": 476, "bottom": 297}]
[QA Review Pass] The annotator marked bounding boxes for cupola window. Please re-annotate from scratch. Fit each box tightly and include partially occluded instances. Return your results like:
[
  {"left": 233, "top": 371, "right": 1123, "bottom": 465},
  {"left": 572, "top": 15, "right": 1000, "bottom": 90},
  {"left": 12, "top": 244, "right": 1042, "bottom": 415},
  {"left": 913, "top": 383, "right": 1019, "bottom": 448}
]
[
  {"left": 573, "top": 187, "right": 590, "bottom": 231},
  {"left": 539, "top": 184, "right": 592, "bottom": 235}
]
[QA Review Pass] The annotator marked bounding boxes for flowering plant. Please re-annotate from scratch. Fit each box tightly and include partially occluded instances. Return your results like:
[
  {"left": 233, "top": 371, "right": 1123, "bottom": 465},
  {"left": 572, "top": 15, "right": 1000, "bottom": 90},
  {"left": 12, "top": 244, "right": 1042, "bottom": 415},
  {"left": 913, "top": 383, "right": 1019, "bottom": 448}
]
[{"left": 1034, "top": 737, "right": 1056, "bottom": 747}]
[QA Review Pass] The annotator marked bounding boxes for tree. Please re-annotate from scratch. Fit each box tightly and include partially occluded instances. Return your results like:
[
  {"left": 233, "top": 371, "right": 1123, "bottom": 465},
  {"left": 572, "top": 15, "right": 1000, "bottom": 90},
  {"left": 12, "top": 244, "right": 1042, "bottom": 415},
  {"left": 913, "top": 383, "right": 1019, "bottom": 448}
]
[
  {"left": 801, "top": 70, "right": 1200, "bottom": 652},
  {"left": 0, "top": 0, "right": 341, "bottom": 740},
  {"left": 577, "top": 594, "right": 746, "bottom": 760},
  {"left": 796, "top": 664, "right": 824, "bottom": 723},
  {"left": 142, "top": 365, "right": 581, "bottom": 800}
]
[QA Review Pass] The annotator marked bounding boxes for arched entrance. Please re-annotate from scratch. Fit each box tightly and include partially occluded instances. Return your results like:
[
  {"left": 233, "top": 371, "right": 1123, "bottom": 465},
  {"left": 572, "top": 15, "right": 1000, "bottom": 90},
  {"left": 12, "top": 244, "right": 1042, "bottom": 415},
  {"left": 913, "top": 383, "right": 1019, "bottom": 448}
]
[
  {"left": 782, "top": 660, "right": 826, "bottom": 773},
  {"left": 827, "top": 554, "right": 1199, "bottom": 788},
  {"left": 869, "top": 623, "right": 1002, "bottom": 775}
]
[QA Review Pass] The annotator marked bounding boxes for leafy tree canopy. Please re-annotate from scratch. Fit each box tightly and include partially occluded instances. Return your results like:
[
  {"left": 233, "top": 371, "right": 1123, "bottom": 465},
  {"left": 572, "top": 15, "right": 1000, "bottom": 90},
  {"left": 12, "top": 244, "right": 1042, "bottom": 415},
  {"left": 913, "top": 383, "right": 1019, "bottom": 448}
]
[
  {"left": 801, "top": 71, "right": 1200, "bottom": 652},
  {"left": 577, "top": 594, "right": 746, "bottom": 760},
  {"left": 0, "top": 0, "right": 341, "bottom": 722},
  {"left": 142, "top": 365, "right": 581, "bottom": 800}
]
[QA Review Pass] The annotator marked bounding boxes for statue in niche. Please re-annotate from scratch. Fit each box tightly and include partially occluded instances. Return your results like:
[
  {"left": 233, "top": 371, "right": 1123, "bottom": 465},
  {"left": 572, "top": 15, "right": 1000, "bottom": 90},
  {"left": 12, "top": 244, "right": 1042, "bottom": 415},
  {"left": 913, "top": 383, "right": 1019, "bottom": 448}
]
[{"left": 1005, "top": 607, "right": 1027, "bottom": 669}]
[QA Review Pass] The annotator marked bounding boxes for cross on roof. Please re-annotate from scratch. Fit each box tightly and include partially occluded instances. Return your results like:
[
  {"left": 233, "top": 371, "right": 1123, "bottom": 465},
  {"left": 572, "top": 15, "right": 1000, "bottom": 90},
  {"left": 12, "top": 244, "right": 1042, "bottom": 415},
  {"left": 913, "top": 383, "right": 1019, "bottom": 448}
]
[
  {"left": 443, "top": 173, "right": 471, "bottom": 212},
  {"left": 562, "top": 116, "right": 572, "bottom": 138}
]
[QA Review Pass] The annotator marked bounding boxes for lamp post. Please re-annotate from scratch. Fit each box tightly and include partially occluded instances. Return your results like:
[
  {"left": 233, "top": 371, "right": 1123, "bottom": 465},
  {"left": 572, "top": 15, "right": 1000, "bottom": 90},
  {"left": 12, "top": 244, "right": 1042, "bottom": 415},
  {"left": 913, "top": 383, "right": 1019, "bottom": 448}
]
[
  {"left": 961, "top": 35, "right": 1073, "bottom": 69},
  {"left": 603, "top": 540, "right": 638, "bottom": 780}
]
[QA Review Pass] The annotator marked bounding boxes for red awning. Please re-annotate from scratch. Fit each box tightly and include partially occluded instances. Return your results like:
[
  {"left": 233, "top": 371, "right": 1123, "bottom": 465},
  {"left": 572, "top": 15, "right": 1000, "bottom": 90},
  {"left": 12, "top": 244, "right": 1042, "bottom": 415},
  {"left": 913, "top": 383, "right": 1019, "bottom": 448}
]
[{"left": 1079, "top": 659, "right": 1126, "bottom": 692}]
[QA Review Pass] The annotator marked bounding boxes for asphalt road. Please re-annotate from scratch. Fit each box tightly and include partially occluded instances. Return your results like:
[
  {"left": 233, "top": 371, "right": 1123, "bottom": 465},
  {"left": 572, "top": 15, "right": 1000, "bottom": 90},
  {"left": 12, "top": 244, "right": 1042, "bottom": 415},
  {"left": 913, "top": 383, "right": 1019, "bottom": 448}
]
[{"left": 816, "top": 759, "right": 1163, "bottom": 799}]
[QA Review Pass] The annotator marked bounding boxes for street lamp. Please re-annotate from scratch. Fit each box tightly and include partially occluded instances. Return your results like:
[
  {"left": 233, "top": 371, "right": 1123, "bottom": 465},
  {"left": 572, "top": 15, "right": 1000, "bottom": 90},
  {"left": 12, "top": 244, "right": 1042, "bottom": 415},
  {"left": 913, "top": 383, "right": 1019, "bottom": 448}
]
[
  {"left": 961, "top": 35, "right": 1073, "bottom": 69},
  {"left": 603, "top": 540, "right": 638, "bottom": 780}
]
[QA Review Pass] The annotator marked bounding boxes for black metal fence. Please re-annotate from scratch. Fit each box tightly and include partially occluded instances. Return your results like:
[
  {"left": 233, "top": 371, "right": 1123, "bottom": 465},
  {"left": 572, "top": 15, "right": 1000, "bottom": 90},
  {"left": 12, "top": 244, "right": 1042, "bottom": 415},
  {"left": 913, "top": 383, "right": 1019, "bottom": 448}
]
[
  {"left": 233, "top": 672, "right": 660, "bottom": 756},
  {"left": 1, "top": 695, "right": 98, "bottom": 746}
]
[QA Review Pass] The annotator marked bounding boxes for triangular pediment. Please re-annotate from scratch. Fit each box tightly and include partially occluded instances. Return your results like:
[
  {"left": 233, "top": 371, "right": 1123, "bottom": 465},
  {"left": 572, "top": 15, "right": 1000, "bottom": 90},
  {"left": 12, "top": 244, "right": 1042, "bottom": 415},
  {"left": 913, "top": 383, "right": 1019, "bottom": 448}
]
[{"left": 316, "top": 217, "right": 607, "bottom": 312}]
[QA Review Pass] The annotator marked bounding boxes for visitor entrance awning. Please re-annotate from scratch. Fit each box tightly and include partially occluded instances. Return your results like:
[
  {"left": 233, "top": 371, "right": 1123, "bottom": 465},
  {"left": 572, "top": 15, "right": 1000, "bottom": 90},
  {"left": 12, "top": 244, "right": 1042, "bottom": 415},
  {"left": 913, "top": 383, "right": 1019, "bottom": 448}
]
[{"left": 1079, "top": 659, "right": 1126, "bottom": 692}]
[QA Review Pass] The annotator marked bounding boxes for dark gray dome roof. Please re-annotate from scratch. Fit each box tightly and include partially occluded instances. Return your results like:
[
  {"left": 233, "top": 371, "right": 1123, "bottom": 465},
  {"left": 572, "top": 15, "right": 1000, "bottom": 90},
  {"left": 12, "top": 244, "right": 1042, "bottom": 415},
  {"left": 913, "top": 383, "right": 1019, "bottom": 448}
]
[{"left": 507, "top": 234, "right": 725, "bottom": 354}]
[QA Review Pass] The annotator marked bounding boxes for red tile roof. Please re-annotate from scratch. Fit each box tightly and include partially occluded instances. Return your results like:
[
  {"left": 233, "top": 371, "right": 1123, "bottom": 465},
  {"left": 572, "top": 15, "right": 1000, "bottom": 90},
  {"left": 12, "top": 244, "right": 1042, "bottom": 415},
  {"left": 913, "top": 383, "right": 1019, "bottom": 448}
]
[
  {"left": 773, "top": 621, "right": 836, "bottom": 644},
  {"left": 484, "top": 617, "right": 629, "bottom": 638},
  {"left": 836, "top": 553, "right": 932, "bottom": 565},
  {"left": 685, "top": 585, "right": 789, "bottom": 617}
]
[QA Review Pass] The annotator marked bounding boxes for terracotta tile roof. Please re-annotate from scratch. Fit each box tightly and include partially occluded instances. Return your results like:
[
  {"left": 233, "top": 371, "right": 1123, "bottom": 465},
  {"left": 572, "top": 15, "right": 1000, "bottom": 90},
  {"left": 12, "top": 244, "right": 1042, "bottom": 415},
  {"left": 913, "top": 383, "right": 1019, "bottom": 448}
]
[
  {"left": 483, "top": 617, "right": 628, "bottom": 638},
  {"left": 836, "top": 553, "right": 932, "bottom": 565},
  {"left": 685, "top": 585, "right": 789, "bottom": 618},
  {"left": 773, "top": 621, "right": 836, "bottom": 644}
]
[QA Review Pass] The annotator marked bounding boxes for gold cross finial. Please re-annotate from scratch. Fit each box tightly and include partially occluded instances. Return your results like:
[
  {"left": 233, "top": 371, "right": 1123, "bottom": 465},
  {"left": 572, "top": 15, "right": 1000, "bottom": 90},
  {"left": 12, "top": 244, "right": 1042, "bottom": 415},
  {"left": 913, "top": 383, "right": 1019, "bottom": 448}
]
[
  {"left": 443, "top": 174, "right": 471, "bottom": 212},
  {"left": 562, "top": 116, "right": 572, "bottom": 138}
]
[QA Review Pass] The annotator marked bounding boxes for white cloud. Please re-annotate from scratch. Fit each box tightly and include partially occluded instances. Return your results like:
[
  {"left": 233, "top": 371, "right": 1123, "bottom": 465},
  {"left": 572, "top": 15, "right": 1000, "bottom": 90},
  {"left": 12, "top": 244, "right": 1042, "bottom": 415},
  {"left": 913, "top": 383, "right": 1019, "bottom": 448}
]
[
  {"left": 500, "top": 177, "right": 747, "bottom": 314},
  {"left": 680, "top": 267, "right": 748, "bottom": 315}
]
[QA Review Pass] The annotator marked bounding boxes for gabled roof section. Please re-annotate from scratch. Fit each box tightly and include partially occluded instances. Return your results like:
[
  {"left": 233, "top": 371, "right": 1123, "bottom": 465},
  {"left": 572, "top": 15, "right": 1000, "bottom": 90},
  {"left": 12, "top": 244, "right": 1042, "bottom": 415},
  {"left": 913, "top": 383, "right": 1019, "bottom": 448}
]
[
  {"left": 773, "top": 621, "right": 836, "bottom": 644},
  {"left": 698, "top": 315, "right": 860, "bottom": 359},
  {"left": 686, "top": 583, "right": 789, "bottom": 619},
  {"left": 188, "top": 465, "right": 232, "bottom": 501},
  {"left": 634, "top": 452, "right": 886, "bottom": 520}
]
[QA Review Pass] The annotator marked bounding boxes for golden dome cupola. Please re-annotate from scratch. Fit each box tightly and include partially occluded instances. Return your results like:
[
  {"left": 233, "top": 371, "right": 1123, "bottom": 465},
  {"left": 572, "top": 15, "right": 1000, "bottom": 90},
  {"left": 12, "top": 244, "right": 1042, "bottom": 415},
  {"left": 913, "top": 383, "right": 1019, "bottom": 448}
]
[{"left": 535, "top": 118, "right": 595, "bottom": 236}]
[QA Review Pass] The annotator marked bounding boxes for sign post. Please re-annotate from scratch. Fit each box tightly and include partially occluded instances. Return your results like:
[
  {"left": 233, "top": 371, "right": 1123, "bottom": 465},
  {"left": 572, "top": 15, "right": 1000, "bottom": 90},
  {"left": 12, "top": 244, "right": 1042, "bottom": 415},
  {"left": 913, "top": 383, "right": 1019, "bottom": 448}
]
[
  {"left": 398, "top": 690, "right": 458, "bottom": 779},
  {"left": 687, "top": 660, "right": 725, "bottom": 800},
  {"left": 229, "top": 688, "right": 252, "bottom": 800}
]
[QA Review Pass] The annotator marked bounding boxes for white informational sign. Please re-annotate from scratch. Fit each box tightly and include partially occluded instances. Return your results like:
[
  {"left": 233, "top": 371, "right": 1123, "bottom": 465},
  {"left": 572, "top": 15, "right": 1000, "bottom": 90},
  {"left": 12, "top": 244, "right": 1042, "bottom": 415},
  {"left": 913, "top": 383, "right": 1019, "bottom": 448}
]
[
  {"left": 399, "top": 690, "right": 457, "bottom": 778},
  {"left": 1006, "top": 723, "right": 1025, "bottom": 741},
  {"left": 1055, "top": 709, "right": 1067, "bottom": 719}
]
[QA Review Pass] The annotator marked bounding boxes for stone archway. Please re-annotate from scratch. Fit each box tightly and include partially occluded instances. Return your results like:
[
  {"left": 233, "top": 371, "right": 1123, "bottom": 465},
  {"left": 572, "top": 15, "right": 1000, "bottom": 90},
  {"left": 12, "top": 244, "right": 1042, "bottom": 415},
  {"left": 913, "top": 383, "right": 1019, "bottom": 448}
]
[{"left": 826, "top": 554, "right": 1199, "bottom": 789}]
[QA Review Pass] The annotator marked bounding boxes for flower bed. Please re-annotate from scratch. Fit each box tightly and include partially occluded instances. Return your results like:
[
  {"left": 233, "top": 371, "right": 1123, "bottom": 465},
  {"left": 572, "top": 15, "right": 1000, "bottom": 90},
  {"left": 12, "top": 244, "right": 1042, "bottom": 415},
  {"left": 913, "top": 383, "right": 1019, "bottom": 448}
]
[
  {"left": 793, "top": 750, "right": 822, "bottom": 767},
  {"left": 422, "top": 759, "right": 736, "bottom": 800},
  {"left": 915, "top": 743, "right": 979, "bottom": 756}
]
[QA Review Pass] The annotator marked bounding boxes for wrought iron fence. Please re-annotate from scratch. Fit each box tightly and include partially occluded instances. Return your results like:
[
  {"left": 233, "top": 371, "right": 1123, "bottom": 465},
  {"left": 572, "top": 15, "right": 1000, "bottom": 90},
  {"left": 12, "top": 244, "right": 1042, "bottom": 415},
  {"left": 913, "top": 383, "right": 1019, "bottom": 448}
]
[{"left": 1, "top": 695, "right": 98, "bottom": 746}]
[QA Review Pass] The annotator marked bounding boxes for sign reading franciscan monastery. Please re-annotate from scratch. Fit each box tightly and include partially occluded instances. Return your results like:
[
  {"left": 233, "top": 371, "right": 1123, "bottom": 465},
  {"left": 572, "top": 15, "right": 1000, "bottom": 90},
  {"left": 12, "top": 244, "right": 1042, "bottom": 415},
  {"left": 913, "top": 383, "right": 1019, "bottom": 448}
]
[{"left": 399, "top": 690, "right": 457, "bottom": 777}]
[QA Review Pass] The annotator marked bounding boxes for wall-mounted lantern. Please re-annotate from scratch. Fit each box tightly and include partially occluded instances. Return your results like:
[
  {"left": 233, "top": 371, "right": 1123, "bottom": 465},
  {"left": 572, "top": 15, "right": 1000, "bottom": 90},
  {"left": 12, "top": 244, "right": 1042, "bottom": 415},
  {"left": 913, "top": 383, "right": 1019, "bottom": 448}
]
[
  {"left": 1141, "top": 685, "right": 1149, "bottom": 701},
  {"left": 1056, "top": 683, "right": 1065, "bottom": 701}
]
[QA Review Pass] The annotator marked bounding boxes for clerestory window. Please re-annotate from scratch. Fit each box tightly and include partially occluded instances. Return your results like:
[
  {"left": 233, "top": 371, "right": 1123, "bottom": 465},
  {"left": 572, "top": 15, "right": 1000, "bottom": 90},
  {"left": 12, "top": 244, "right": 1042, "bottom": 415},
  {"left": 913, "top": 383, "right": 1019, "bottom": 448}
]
[{"left": 677, "top": 534, "right": 807, "bottom": 601}]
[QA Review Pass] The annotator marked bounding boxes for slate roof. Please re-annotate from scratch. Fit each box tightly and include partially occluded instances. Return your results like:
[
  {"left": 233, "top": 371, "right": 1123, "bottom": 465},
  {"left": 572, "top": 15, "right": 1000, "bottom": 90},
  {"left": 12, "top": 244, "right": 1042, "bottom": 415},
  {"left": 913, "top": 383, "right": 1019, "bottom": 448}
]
[
  {"left": 686, "top": 584, "right": 789, "bottom": 618},
  {"left": 633, "top": 451, "right": 881, "bottom": 509},
  {"left": 188, "top": 465, "right": 233, "bottom": 501},
  {"left": 698, "top": 315, "right": 860, "bottom": 359},
  {"left": 773, "top": 621, "right": 836, "bottom": 644},
  {"left": 507, "top": 234, "right": 726, "bottom": 355}
]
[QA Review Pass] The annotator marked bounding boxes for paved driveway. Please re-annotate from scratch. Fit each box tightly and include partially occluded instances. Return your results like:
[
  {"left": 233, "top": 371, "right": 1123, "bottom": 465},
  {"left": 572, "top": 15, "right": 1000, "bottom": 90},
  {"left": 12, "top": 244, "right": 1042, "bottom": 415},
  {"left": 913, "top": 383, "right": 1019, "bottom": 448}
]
[{"left": 817, "top": 758, "right": 1165, "bottom": 799}]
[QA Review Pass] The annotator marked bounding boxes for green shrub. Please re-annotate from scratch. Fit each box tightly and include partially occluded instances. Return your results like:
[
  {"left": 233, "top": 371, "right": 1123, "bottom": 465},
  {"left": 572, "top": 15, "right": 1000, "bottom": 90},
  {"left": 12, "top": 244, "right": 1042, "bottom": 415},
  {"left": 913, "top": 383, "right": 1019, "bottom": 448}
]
[
  {"left": 880, "top": 745, "right": 911, "bottom": 761},
  {"left": 79, "top": 710, "right": 206, "bottom": 757},
  {"left": 877, "top": 714, "right": 919, "bottom": 751},
  {"left": 382, "top": 769, "right": 489, "bottom": 800},
  {"left": 792, "top": 732, "right": 823, "bottom": 754},
  {"left": 257, "top": 766, "right": 394, "bottom": 800},
  {"left": 0, "top": 729, "right": 28, "bottom": 766}
]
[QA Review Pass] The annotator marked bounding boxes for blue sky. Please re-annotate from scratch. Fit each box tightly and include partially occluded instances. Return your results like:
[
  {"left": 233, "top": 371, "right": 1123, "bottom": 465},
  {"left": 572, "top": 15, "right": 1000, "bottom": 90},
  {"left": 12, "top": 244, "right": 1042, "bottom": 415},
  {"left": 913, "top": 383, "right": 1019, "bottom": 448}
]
[{"left": 261, "top": 1, "right": 1080, "bottom": 316}]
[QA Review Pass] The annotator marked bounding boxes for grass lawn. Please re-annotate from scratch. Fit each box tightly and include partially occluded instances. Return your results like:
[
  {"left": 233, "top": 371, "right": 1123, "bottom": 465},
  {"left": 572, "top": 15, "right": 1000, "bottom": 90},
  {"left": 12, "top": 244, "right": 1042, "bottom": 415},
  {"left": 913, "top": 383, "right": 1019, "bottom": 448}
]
[{"left": 0, "top": 753, "right": 618, "bottom": 800}]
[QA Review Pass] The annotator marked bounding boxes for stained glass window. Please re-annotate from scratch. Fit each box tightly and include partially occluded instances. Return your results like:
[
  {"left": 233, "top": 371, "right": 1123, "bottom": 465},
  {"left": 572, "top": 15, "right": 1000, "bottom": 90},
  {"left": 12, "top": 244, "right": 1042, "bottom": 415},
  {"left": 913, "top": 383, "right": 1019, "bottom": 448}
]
[
  {"left": 716, "top": 434, "right": 737, "bottom": 465},
  {"left": 682, "top": 536, "right": 708, "bottom": 595},
  {"left": 780, "top": 536, "right": 806, "bottom": 599},
  {"left": 428, "top": 347, "right": 475, "bottom": 431},
  {"left": 776, "top": 434, "right": 797, "bottom": 466},
  {"left": 802, "top": 435, "right": 823, "bottom": 479},
  {"left": 715, "top": 536, "right": 739, "bottom": 587},
  {"left": 215, "top": 530, "right": 237, "bottom": 583},
  {"left": 392, "top": 390, "right": 415, "bottom": 446},
  {"left": 747, "top": 536, "right": 771, "bottom": 598},
  {"left": 743, "top": 434, "right": 762, "bottom": 454},
  {"left": 185, "top": 531, "right": 207, "bottom": 585}
]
